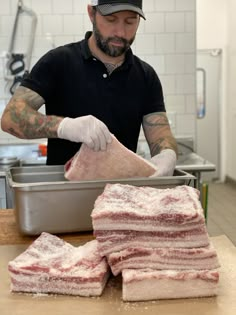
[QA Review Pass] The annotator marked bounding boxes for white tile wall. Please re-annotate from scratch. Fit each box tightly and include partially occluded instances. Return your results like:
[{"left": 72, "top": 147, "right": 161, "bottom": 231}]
[
  {"left": 145, "top": 55, "right": 165, "bottom": 74},
  {"left": 159, "top": 75, "right": 176, "bottom": 94},
  {"left": 63, "top": 15, "right": 84, "bottom": 36},
  {"left": 154, "top": 0, "right": 175, "bottom": 12},
  {"left": 52, "top": 0, "right": 73, "bottom": 14},
  {"left": 155, "top": 34, "right": 175, "bottom": 54},
  {"left": 0, "top": 0, "right": 196, "bottom": 144},
  {"left": 165, "top": 13, "right": 185, "bottom": 33},
  {"left": 135, "top": 34, "right": 156, "bottom": 54},
  {"left": 144, "top": 13, "right": 165, "bottom": 33},
  {"left": 176, "top": 0, "right": 196, "bottom": 11},
  {"left": 165, "top": 95, "right": 186, "bottom": 113},
  {"left": 42, "top": 15, "right": 63, "bottom": 35},
  {"left": 185, "top": 12, "right": 195, "bottom": 32},
  {"left": 0, "top": 0, "right": 10, "bottom": 14},
  {"left": 176, "top": 74, "right": 195, "bottom": 94},
  {"left": 176, "top": 33, "right": 195, "bottom": 53},
  {"left": 31, "top": 0, "right": 52, "bottom": 14},
  {"left": 142, "top": 0, "right": 154, "bottom": 12}
]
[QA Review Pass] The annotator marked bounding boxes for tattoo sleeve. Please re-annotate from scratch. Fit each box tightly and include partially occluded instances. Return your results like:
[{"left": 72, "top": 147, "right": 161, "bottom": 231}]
[
  {"left": 1, "top": 87, "right": 62, "bottom": 139},
  {"left": 142, "top": 112, "right": 178, "bottom": 157}
]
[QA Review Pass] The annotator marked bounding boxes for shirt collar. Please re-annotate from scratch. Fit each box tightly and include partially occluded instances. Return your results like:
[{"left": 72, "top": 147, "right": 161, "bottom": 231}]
[{"left": 81, "top": 32, "right": 93, "bottom": 60}]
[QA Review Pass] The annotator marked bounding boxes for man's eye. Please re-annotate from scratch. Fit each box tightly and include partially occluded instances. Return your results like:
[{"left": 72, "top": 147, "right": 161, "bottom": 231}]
[
  {"left": 126, "top": 21, "right": 135, "bottom": 25},
  {"left": 126, "top": 19, "right": 138, "bottom": 25},
  {"left": 106, "top": 17, "right": 116, "bottom": 23}
]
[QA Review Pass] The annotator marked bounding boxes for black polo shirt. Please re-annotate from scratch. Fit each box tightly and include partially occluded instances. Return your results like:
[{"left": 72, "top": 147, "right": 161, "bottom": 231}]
[{"left": 21, "top": 32, "right": 165, "bottom": 165}]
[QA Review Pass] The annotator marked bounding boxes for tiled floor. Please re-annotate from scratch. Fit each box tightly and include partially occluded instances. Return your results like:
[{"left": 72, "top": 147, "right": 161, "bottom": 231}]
[{"left": 207, "top": 181, "right": 236, "bottom": 245}]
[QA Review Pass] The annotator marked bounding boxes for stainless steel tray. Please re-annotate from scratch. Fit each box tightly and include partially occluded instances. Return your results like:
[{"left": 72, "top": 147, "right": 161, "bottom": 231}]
[{"left": 7, "top": 166, "right": 195, "bottom": 235}]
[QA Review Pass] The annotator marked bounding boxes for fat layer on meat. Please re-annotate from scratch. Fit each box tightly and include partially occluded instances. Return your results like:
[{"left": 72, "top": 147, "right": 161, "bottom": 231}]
[
  {"left": 122, "top": 269, "right": 219, "bottom": 301},
  {"left": 8, "top": 232, "right": 110, "bottom": 296},
  {"left": 108, "top": 242, "right": 220, "bottom": 276},
  {"left": 92, "top": 184, "right": 205, "bottom": 231}
]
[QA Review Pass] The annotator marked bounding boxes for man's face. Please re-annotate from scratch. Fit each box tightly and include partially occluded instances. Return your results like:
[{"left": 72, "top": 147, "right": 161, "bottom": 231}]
[{"left": 92, "top": 10, "right": 140, "bottom": 57}]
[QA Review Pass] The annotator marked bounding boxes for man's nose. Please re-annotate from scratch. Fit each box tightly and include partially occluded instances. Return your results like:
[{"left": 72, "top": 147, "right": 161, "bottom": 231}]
[{"left": 114, "top": 22, "right": 126, "bottom": 38}]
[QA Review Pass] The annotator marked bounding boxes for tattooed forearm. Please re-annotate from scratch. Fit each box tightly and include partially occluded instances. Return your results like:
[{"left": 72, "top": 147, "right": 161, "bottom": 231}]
[
  {"left": 1, "top": 88, "right": 62, "bottom": 139},
  {"left": 143, "top": 112, "right": 178, "bottom": 156},
  {"left": 143, "top": 112, "right": 169, "bottom": 127},
  {"left": 13, "top": 86, "right": 45, "bottom": 110},
  {"left": 150, "top": 136, "right": 178, "bottom": 155},
  {"left": 6, "top": 102, "right": 61, "bottom": 138}
]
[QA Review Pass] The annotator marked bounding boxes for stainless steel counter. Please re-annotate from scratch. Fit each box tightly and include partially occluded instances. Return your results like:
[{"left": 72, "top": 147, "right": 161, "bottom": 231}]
[
  {"left": 176, "top": 152, "right": 216, "bottom": 190},
  {"left": 176, "top": 152, "right": 215, "bottom": 172}
]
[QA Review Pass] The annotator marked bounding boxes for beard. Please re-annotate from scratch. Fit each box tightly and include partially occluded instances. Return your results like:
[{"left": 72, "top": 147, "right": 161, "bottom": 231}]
[{"left": 92, "top": 20, "right": 135, "bottom": 57}]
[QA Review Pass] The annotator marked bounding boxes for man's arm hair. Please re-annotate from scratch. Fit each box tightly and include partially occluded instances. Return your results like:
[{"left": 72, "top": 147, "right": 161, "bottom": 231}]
[
  {"left": 142, "top": 112, "right": 178, "bottom": 157},
  {"left": 1, "top": 86, "right": 63, "bottom": 139}
]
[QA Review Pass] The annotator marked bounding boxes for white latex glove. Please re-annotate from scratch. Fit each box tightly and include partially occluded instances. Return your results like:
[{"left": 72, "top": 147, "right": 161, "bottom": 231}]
[
  {"left": 57, "top": 115, "right": 112, "bottom": 151},
  {"left": 150, "top": 149, "right": 177, "bottom": 177}
]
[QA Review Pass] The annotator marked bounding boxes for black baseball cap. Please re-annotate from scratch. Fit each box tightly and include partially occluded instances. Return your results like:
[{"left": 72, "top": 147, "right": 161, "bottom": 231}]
[{"left": 91, "top": 0, "right": 146, "bottom": 20}]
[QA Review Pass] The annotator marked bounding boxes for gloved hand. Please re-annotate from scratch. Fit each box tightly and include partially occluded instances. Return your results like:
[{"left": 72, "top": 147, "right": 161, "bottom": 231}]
[
  {"left": 150, "top": 149, "right": 177, "bottom": 177},
  {"left": 57, "top": 115, "right": 112, "bottom": 151}
]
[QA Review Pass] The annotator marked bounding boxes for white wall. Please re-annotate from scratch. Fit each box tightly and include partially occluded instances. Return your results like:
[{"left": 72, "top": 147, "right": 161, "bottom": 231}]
[
  {"left": 197, "top": 0, "right": 227, "bottom": 49},
  {"left": 197, "top": 0, "right": 236, "bottom": 181},
  {"left": 197, "top": 0, "right": 227, "bottom": 181},
  {"left": 0, "top": 0, "right": 196, "bottom": 145}
]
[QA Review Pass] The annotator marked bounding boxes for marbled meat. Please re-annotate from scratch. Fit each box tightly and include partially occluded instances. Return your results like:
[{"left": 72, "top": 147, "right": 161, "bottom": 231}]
[
  {"left": 122, "top": 268, "right": 219, "bottom": 301},
  {"left": 108, "top": 244, "right": 220, "bottom": 276},
  {"left": 8, "top": 232, "right": 110, "bottom": 296},
  {"left": 92, "top": 184, "right": 210, "bottom": 255}
]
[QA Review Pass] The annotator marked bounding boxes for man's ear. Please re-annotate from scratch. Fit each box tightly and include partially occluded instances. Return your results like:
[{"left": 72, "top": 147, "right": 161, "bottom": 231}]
[{"left": 87, "top": 5, "right": 95, "bottom": 23}]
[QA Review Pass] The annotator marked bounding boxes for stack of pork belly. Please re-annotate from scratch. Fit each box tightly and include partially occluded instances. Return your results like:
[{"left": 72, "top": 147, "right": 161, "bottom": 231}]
[
  {"left": 8, "top": 232, "right": 110, "bottom": 297},
  {"left": 91, "top": 183, "right": 220, "bottom": 301}
]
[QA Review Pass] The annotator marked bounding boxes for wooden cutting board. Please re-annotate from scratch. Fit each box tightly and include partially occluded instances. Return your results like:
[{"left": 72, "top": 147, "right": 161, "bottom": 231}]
[{"left": 1, "top": 235, "right": 236, "bottom": 315}]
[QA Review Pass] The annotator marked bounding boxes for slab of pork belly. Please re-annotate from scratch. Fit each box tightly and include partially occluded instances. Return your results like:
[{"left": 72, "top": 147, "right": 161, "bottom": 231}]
[
  {"left": 122, "top": 269, "right": 219, "bottom": 301},
  {"left": 94, "top": 227, "right": 210, "bottom": 256},
  {"left": 64, "top": 135, "right": 156, "bottom": 181},
  {"left": 108, "top": 243, "right": 220, "bottom": 276},
  {"left": 91, "top": 184, "right": 205, "bottom": 232},
  {"left": 8, "top": 232, "right": 110, "bottom": 296}
]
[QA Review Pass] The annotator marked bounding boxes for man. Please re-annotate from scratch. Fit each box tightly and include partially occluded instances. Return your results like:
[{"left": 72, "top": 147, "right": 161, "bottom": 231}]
[{"left": 1, "top": 0, "right": 177, "bottom": 176}]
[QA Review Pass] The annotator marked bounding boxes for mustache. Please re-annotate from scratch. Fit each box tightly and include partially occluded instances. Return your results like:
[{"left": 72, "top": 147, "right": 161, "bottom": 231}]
[{"left": 106, "top": 37, "right": 129, "bottom": 45}]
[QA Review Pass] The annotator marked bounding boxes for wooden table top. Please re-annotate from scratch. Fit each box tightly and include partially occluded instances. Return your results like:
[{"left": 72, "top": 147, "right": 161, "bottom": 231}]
[{"left": 0, "top": 209, "right": 94, "bottom": 245}]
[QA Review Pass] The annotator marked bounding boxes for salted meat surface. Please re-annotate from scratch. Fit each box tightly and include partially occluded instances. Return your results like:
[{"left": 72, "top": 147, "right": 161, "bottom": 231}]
[
  {"left": 92, "top": 184, "right": 206, "bottom": 232},
  {"left": 92, "top": 184, "right": 210, "bottom": 255},
  {"left": 108, "top": 242, "right": 220, "bottom": 276},
  {"left": 64, "top": 135, "right": 156, "bottom": 181},
  {"left": 94, "top": 227, "right": 210, "bottom": 256},
  {"left": 122, "top": 269, "right": 219, "bottom": 301},
  {"left": 8, "top": 232, "right": 110, "bottom": 296}
]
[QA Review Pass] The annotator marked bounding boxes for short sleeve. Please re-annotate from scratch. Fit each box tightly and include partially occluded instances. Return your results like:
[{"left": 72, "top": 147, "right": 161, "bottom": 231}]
[{"left": 20, "top": 48, "right": 61, "bottom": 102}]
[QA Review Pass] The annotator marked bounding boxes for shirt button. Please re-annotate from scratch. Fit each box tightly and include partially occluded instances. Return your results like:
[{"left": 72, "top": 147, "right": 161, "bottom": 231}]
[{"left": 103, "top": 73, "right": 108, "bottom": 78}]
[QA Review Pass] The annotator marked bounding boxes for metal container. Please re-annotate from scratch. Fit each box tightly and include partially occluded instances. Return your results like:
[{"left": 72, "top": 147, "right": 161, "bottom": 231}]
[
  {"left": 7, "top": 165, "right": 195, "bottom": 235},
  {"left": 0, "top": 156, "right": 20, "bottom": 171}
]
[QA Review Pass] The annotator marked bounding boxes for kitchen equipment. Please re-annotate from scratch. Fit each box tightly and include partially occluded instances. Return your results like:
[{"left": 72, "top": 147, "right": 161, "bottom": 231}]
[
  {"left": 0, "top": 157, "right": 20, "bottom": 208},
  {"left": 0, "top": 235, "right": 234, "bottom": 315},
  {"left": 38, "top": 143, "right": 47, "bottom": 157},
  {"left": 0, "top": 156, "right": 19, "bottom": 169},
  {"left": 196, "top": 49, "right": 222, "bottom": 181},
  {"left": 201, "top": 182, "right": 209, "bottom": 221},
  {"left": 4, "top": 0, "right": 37, "bottom": 94},
  {"left": 7, "top": 166, "right": 195, "bottom": 235}
]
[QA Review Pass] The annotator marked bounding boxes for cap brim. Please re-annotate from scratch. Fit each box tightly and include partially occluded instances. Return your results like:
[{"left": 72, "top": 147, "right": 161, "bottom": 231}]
[{"left": 97, "top": 4, "right": 146, "bottom": 20}]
